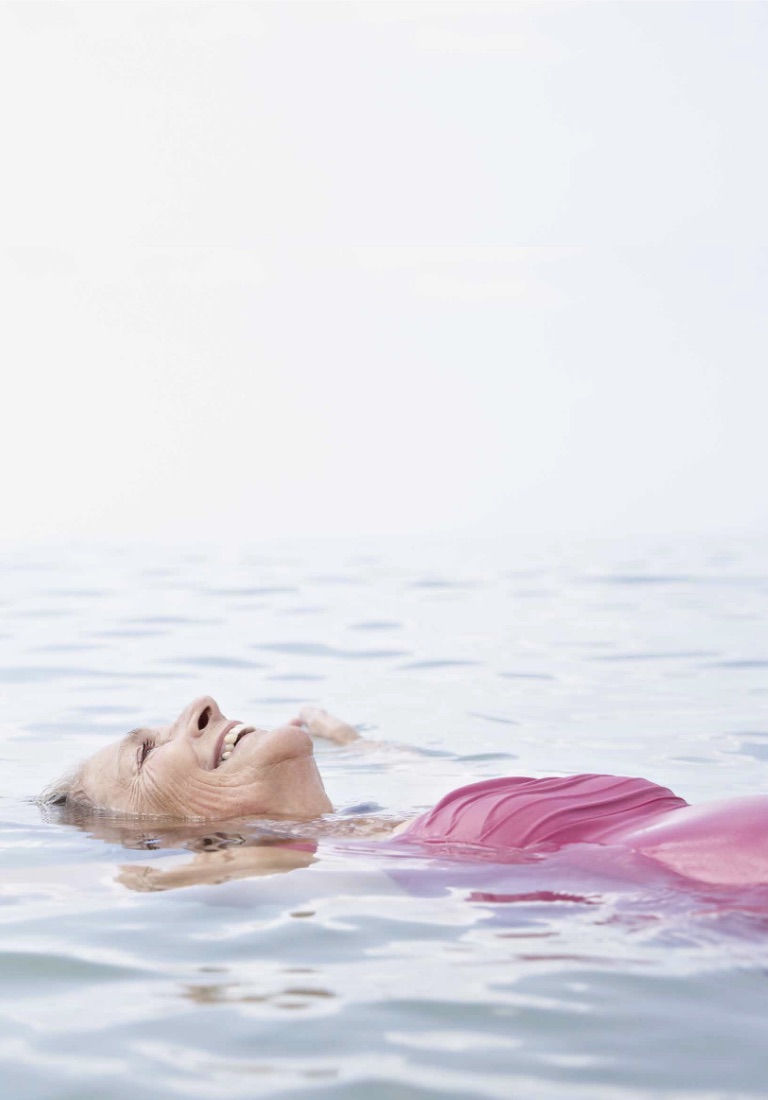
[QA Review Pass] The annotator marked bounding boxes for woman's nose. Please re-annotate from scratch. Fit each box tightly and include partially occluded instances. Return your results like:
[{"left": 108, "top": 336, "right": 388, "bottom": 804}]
[{"left": 184, "top": 696, "right": 224, "bottom": 738}]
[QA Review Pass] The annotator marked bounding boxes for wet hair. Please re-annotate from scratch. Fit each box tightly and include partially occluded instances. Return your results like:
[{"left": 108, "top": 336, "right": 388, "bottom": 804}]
[
  {"left": 40, "top": 776, "right": 71, "bottom": 806},
  {"left": 39, "top": 769, "right": 92, "bottom": 812}
]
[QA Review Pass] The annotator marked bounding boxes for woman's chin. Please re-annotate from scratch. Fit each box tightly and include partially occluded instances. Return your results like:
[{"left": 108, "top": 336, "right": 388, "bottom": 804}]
[
  {"left": 263, "top": 723, "right": 315, "bottom": 763},
  {"left": 217, "top": 728, "right": 331, "bottom": 819},
  {"left": 234, "top": 724, "right": 315, "bottom": 771}
]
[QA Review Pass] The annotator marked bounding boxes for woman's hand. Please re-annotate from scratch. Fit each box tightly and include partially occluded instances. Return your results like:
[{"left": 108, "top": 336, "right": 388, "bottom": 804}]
[{"left": 290, "top": 706, "right": 362, "bottom": 745}]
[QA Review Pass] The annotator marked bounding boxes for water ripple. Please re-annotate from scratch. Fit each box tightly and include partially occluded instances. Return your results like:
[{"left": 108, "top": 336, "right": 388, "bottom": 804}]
[
  {"left": 254, "top": 643, "right": 409, "bottom": 660},
  {"left": 160, "top": 657, "right": 269, "bottom": 670}
]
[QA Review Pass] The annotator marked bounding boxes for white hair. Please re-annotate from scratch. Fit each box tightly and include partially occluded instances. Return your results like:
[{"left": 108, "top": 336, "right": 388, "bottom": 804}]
[{"left": 39, "top": 767, "right": 90, "bottom": 809}]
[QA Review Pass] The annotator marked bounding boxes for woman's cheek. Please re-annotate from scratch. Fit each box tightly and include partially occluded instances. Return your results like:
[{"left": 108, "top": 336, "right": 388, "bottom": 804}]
[{"left": 138, "top": 751, "right": 181, "bottom": 813}]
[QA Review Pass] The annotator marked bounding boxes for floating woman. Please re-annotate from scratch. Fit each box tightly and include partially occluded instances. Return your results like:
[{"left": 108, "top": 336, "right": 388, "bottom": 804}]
[{"left": 43, "top": 695, "right": 768, "bottom": 888}]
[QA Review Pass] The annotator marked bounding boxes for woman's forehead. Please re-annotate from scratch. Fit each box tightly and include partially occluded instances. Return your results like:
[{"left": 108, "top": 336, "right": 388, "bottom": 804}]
[{"left": 84, "top": 735, "right": 133, "bottom": 790}]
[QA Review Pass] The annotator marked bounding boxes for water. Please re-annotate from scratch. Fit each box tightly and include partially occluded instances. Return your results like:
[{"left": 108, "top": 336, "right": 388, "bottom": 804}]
[{"left": 2, "top": 537, "right": 768, "bottom": 1099}]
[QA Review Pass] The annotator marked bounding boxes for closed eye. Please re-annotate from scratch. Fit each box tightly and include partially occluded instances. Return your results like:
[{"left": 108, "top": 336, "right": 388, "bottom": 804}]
[{"left": 137, "top": 738, "right": 155, "bottom": 769}]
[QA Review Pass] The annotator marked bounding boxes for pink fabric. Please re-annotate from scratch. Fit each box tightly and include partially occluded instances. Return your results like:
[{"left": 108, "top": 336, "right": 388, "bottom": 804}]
[{"left": 401, "top": 774, "right": 689, "bottom": 850}]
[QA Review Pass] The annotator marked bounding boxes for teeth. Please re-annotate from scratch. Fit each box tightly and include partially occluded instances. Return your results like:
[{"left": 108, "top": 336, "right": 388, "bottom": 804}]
[{"left": 218, "top": 723, "right": 251, "bottom": 766}]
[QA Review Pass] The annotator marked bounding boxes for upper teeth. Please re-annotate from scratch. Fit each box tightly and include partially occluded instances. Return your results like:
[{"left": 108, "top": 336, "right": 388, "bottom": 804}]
[{"left": 219, "top": 723, "right": 249, "bottom": 766}]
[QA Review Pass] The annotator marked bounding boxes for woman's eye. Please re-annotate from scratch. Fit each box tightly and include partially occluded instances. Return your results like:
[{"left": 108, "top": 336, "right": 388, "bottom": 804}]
[{"left": 137, "top": 739, "right": 155, "bottom": 769}]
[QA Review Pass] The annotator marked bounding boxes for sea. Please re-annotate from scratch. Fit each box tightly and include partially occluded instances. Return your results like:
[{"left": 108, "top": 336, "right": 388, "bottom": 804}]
[{"left": 2, "top": 535, "right": 768, "bottom": 1100}]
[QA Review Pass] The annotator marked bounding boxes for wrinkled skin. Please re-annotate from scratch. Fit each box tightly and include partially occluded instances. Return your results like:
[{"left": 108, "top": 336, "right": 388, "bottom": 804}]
[{"left": 72, "top": 696, "right": 333, "bottom": 820}]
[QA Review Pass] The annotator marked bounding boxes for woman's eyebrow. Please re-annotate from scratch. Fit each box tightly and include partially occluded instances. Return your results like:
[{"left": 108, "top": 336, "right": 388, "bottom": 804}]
[{"left": 119, "top": 729, "right": 151, "bottom": 758}]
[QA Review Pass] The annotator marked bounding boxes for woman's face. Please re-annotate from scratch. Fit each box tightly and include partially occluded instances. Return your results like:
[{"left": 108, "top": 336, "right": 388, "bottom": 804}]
[{"left": 71, "top": 696, "right": 333, "bottom": 820}]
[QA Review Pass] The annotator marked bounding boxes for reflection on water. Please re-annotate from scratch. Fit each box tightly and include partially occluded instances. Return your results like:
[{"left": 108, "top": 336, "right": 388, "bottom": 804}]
[{"left": 2, "top": 538, "right": 768, "bottom": 1099}]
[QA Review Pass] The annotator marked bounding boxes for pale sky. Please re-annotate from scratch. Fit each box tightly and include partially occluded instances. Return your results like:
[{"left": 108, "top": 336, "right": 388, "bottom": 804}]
[{"left": 1, "top": 2, "right": 766, "bottom": 547}]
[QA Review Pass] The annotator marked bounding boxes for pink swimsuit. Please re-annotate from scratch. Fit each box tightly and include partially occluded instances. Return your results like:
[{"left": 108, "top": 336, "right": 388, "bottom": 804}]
[
  {"left": 399, "top": 775, "right": 768, "bottom": 886},
  {"left": 401, "top": 774, "right": 687, "bottom": 849}
]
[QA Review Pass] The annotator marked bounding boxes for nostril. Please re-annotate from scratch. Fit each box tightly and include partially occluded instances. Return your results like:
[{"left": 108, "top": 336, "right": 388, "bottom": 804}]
[{"left": 197, "top": 706, "right": 212, "bottom": 731}]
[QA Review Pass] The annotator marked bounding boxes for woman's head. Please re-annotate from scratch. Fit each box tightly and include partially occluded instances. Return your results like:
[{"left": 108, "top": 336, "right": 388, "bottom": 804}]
[{"left": 45, "top": 696, "right": 333, "bottom": 821}]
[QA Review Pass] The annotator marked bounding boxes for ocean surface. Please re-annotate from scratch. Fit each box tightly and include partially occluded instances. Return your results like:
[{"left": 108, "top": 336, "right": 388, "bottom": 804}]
[{"left": 2, "top": 536, "right": 768, "bottom": 1100}]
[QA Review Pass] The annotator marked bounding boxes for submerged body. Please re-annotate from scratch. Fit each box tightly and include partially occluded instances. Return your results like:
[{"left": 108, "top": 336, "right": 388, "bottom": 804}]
[{"left": 45, "top": 697, "right": 768, "bottom": 888}]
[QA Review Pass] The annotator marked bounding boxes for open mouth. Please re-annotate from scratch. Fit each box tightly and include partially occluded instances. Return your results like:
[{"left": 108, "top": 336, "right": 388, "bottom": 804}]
[{"left": 215, "top": 723, "right": 256, "bottom": 768}]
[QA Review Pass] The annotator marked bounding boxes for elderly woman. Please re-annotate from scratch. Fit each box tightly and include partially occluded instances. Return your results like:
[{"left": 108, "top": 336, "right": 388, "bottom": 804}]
[{"left": 45, "top": 696, "right": 768, "bottom": 888}]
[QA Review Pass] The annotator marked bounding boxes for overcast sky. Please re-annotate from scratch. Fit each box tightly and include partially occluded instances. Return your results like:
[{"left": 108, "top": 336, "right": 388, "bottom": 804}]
[{"left": 1, "top": 2, "right": 766, "bottom": 548}]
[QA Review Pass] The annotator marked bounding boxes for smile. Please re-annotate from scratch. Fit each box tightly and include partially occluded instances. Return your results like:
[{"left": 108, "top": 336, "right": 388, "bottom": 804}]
[{"left": 215, "top": 723, "right": 256, "bottom": 768}]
